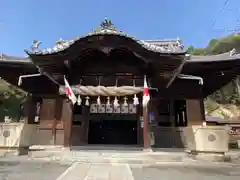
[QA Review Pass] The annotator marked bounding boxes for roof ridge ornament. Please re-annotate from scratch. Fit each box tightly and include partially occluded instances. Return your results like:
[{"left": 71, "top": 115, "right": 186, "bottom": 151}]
[
  {"left": 185, "top": 53, "right": 191, "bottom": 60},
  {"left": 90, "top": 18, "right": 119, "bottom": 34},
  {"left": 229, "top": 48, "right": 236, "bottom": 56},
  {"left": 176, "top": 37, "right": 184, "bottom": 50},
  {"left": 31, "top": 40, "right": 42, "bottom": 53},
  {"left": 100, "top": 18, "right": 115, "bottom": 30}
]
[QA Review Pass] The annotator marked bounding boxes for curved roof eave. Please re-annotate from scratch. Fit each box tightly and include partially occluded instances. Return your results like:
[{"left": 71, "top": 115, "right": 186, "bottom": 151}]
[
  {"left": 0, "top": 53, "right": 33, "bottom": 64},
  {"left": 180, "top": 50, "right": 240, "bottom": 77},
  {"left": 185, "top": 50, "right": 240, "bottom": 63},
  {"left": 24, "top": 20, "right": 186, "bottom": 56}
]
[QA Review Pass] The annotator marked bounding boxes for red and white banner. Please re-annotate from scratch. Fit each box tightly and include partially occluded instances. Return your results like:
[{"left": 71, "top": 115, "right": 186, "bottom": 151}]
[
  {"left": 142, "top": 75, "right": 150, "bottom": 107},
  {"left": 64, "top": 76, "right": 77, "bottom": 105}
]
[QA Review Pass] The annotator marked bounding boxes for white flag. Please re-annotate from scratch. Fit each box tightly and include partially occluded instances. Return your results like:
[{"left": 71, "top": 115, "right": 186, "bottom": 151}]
[
  {"left": 142, "top": 75, "right": 150, "bottom": 107},
  {"left": 64, "top": 76, "right": 77, "bottom": 105}
]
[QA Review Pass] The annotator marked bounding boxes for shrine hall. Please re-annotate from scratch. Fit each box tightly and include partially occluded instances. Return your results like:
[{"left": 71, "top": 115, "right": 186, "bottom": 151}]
[{"left": 0, "top": 19, "right": 240, "bottom": 149}]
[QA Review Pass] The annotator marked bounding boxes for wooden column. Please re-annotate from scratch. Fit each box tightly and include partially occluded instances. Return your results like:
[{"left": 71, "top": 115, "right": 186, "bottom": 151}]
[
  {"left": 53, "top": 96, "right": 63, "bottom": 144},
  {"left": 143, "top": 105, "right": 150, "bottom": 149},
  {"left": 186, "top": 99, "right": 205, "bottom": 125},
  {"left": 169, "top": 99, "right": 176, "bottom": 148},
  {"left": 169, "top": 100, "right": 175, "bottom": 127},
  {"left": 62, "top": 99, "right": 73, "bottom": 147},
  {"left": 26, "top": 96, "right": 37, "bottom": 124}
]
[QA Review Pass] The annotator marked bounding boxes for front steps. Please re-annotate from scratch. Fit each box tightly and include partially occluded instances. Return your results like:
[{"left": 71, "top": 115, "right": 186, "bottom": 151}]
[{"left": 28, "top": 146, "right": 189, "bottom": 164}]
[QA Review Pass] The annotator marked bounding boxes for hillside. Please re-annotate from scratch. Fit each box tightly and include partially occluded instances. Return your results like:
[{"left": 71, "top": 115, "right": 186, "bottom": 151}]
[
  {"left": 205, "top": 99, "right": 240, "bottom": 120},
  {"left": 188, "top": 33, "right": 240, "bottom": 120}
]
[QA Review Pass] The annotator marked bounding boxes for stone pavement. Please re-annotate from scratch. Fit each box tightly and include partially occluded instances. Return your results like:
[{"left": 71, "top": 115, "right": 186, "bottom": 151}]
[
  {"left": 0, "top": 158, "right": 70, "bottom": 180},
  {"left": 57, "top": 162, "right": 134, "bottom": 180},
  {"left": 56, "top": 162, "right": 240, "bottom": 180},
  {"left": 0, "top": 157, "right": 240, "bottom": 179},
  {"left": 130, "top": 163, "right": 240, "bottom": 180},
  {"left": 1, "top": 147, "right": 240, "bottom": 179},
  {"left": 57, "top": 162, "right": 240, "bottom": 180}
]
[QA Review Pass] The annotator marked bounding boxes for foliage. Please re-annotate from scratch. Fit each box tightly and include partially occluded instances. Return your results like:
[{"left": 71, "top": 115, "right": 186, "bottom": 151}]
[
  {"left": 187, "top": 34, "right": 240, "bottom": 107},
  {"left": 0, "top": 79, "right": 27, "bottom": 121},
  {"left": 187, "top": 34, "right": 240, "bottom": 55}
]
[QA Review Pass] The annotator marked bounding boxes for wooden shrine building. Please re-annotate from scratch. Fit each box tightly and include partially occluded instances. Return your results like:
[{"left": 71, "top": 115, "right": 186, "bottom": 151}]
[{"left": 0, "top": 19, "right": 240, "bottom": 149}]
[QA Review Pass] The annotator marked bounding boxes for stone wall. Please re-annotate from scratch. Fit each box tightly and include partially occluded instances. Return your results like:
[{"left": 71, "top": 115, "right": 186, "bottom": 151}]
[{"left": 0, "top": 123, "right": 36, "bottom": 148}]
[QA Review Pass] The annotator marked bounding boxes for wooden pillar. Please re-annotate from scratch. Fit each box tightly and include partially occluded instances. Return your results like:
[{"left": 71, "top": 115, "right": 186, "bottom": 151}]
[
  {"left": 62, "top": 99, "right": 73, "bottom": 147},
  {"left": 53, "top": 96, "right": 63, "bottom": 144},
  {"left": 200, "top": 99, "right": 206, "bottom": 121},
  {"left": 186, "top": 99, "right": 205, "bottom": 125},
  {"left": 169, "top": 100, "right": 175, "bottom": 127},
  {"left": 169, "top": 99, "right": 176, "bottom": 147},
  {"left": 26, "top": 96, "right": 37, "bottom": 124},
  {"left": 143, "top": 105, "right": 150, "bottom": 149}
]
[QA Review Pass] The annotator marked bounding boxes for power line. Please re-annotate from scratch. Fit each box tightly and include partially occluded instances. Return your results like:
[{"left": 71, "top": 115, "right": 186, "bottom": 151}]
[
  {"left": 212, "top": 26, "right": 240, "bottom": 33},
  {"left": 210, "top": 0, "right": 240, "bottom": 34},
  {"left": 209, "top": 0, "right": 230, "bottom": 31}
]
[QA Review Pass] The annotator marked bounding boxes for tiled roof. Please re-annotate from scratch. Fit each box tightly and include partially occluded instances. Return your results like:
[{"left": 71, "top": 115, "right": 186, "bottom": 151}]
[
  {"left": 1, "top": 49, "right": 240, "bottom": 65},
  {"left": 185, "top": 49, "right": 240, "bottom": 63},
  {"left": 0, "top": 53, "right": 32, "bottom": 64},
  {"left": 24, "top": 19, "right": 185, "bottom": 56}
]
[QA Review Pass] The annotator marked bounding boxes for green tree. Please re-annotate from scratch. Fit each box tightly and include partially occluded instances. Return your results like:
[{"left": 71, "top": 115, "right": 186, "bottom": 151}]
[{"left": 0, "top": 79, "right": 27, "bottom": 121}]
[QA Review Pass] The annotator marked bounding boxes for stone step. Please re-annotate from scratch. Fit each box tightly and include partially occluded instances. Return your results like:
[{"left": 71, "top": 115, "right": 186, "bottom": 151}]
[
  {"left": 32, "top": 156, "right": 185, "bottom": 165},
  {"left": 29, "top": 152, "right": 190, "bottom": 165},
  {"left": 29, "top": 150, "right": 186, "bottom": 159}
]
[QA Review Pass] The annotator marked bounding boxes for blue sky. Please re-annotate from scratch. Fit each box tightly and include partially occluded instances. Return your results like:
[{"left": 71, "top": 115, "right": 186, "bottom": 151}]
[{"left": 0, "top": 0, "right": 239, "bottom": 56}]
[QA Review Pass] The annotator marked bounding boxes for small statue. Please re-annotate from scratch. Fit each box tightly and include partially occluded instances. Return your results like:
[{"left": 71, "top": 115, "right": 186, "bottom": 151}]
[
  {"left": 56, "top": 38, "right": 66, "bottom": 50},
  {"left": 176, "top": 37, "right": 184, "bottom": 50},
  {"left": 230, "top": 48, "right": 236, "bottom": 56},
  {"left": 31, "top": 40, "right": 42, "bottom": 52},
  {"left": 56, "top": 38, "right": 66, "bottom": 45}
]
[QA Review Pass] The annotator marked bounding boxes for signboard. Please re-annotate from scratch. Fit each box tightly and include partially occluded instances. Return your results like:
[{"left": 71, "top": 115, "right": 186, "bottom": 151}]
[
  {"left": 98, "top": 104, "right": 106, "bottom": 113},
  {"left": 90, "top": 103, "right": 136, "bottom": 114},
  {"left": 129, "top": 104, "right": 136, "bottom": 114}
]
